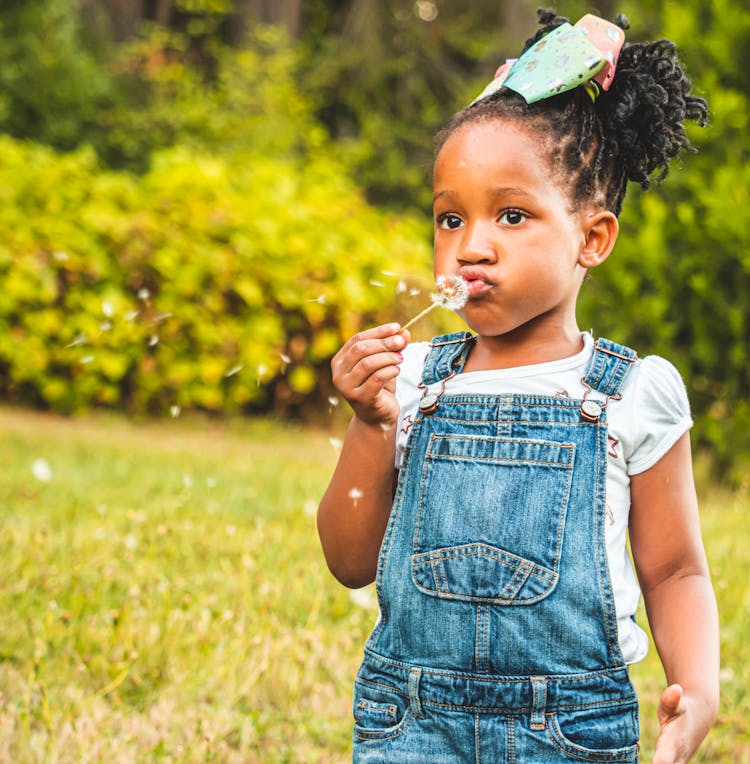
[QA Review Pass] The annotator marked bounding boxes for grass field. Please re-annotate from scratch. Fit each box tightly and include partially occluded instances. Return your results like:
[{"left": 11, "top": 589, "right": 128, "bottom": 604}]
[{"left": 0, "top": 407, "right": 747, "bottom": 762}]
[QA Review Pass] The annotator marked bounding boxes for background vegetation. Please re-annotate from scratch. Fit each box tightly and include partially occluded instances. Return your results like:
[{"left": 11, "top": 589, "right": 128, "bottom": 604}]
[
  {"left": 0, "top": 410, "right": 748, "bottom": 761},
  {"left": 0, "top": 0, "right": 748, "bottom": 476}
]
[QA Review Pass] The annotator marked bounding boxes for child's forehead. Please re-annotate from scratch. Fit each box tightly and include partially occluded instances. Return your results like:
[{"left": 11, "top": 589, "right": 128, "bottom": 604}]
[{"left": 435, "top": 119, "right": 559, "bottom": 182}]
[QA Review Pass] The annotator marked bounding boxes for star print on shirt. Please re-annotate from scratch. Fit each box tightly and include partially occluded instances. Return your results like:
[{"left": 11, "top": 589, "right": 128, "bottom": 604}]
[
  {"left": 400, "top": 414, "right": 415, "bottom": 436},
  {"left": 607, "top": 435, "right": 620, "bottom": 458}
]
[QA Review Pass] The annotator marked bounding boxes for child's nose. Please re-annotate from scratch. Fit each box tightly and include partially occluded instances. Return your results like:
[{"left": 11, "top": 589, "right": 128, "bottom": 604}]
[{"left": 459, "top": 222, "right": 498, "bottom": 264}]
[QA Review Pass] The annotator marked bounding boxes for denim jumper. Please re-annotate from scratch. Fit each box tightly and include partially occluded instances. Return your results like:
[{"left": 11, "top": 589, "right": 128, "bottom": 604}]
[{"left": 353, "top": 332, "right": 641, "bottom": 763}]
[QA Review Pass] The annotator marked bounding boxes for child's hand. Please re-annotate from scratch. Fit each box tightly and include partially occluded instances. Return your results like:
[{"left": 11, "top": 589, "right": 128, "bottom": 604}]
[
  {"left": 331, "top": 323, "right": 409, "bottom": 428},
  {"left": 652, "top": 684, "right": 695, "bottom": 764}
]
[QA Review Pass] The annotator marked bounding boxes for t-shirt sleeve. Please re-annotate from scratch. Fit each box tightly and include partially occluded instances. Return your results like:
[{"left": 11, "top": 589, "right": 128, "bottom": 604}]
[{"left": 625, "top": 355, "right": 693, "bottom": 476}]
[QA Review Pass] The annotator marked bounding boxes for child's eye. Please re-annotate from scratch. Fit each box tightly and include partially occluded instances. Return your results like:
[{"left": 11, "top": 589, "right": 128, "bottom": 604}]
[
  {"left": 499, "top": 209, "right": 527, "bottom": 225},
  {"left": 436, "top": 213, "right": 463, "bottom": 230}
]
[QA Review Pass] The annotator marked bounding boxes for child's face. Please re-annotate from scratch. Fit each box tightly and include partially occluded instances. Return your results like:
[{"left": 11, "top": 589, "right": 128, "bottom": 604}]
[{"left": 432, "top": 118, "right": 593, "bottom": 341}]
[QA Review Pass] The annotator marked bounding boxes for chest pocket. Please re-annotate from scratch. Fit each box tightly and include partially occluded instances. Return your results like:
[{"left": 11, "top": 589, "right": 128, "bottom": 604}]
[{"left": 411, "top": 435, "right": 575, "bottom": 605}]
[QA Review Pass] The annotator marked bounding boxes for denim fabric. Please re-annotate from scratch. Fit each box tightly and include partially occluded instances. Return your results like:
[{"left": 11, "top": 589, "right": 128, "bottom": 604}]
[{"left": 353, "top": 333, "right": 641, "bottom": 763}]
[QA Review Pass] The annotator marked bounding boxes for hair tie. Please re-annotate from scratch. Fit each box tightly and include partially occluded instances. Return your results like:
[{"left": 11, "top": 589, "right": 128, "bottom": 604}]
[{"left": 472, "top": 14, "right": 625, "bottom": 105}]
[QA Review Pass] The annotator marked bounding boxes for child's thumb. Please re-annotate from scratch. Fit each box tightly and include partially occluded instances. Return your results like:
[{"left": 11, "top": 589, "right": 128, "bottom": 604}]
[{"left": 657, "top": 683, "right": 685, "bottom": 726}]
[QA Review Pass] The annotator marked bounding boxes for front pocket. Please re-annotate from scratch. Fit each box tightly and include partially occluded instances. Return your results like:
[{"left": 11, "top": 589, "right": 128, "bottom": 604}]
[
  {"left": 412, "top": 435, "right": 575, "bottom": 605},
  {"left": 352, "top": 683, "right": 413, "bottom": 742}
]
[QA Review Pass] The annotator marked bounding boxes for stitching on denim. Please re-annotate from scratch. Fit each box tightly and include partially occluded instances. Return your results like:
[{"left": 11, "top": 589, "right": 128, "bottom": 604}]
[
  {"left": 413, "top": 545, "right": 556, "bottom": 583},
  {"left": 475, "top": 713, "right": 481, "bottom": 764},
  {"left": 427, "top": 453, "right": 574, "bottom": 467},
  {"left": 421, "top": 696, "right": 637, "bottom": 714},
  {"left": 507, "top": 714, "right": 516, "bottom": 763},
  {"left": 364, "top": 649, "right": 633, "bottom": 685}
]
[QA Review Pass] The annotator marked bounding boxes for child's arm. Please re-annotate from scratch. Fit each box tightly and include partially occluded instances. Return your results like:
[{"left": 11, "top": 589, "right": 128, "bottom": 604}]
[
  {"left": 629, "top": 433, "right": 719, "bottom": 763},
  {"left": 317, "top": 324, "right": 409, "bottom": 588}
]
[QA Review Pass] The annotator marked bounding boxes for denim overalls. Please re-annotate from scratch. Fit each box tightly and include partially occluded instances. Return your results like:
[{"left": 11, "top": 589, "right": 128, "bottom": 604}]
[{"left": 353, "top": 332, "right": 641, "bottom": 763}]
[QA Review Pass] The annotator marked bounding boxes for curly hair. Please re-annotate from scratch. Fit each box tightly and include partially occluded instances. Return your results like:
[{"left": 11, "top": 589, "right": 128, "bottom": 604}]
[{"left": 434, "top": 9, "right": 708, "bottom": 216}]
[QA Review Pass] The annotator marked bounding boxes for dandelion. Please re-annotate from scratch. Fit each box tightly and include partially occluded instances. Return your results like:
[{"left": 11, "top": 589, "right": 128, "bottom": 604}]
[
  {"left": 32, "top": 458, "right": 53, "bottom": 483},
  {"left": 401, "top": 275, "right": 469, "bottom": 332}
]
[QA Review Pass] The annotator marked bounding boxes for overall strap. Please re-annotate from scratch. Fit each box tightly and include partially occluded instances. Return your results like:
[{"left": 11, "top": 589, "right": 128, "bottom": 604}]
[
  {"left": 582, "top": 338, "right": 638, "bottom": 398},
  {"left": 420, "top": 332, "right": 475, "bottom": 386}
]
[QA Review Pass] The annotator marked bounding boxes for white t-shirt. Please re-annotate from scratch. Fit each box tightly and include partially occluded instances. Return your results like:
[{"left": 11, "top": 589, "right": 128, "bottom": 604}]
[{"left": 394, "top": 332, "right": 693, "bottom": 665}]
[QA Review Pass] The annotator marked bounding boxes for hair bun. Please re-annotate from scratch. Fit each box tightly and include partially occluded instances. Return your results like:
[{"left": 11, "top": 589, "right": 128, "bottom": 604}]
[{"left": 599, "top": 39, "right": 708, "bottom": 190}]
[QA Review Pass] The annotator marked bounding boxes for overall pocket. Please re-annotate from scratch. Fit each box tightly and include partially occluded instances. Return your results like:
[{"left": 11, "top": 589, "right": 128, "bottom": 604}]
[
  {"left": 411, "top": 435, "right": 575, "bottom": 605},
  {"left": 352, "top": 680, "right": 413, "bottom": 742}
]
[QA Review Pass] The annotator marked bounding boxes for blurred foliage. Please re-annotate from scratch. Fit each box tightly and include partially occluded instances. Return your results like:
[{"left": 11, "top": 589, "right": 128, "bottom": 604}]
[
  {"left": 0, "top": 0, "right": 747, "bottom": 475},
  {"left": 0, "top": 136, "right": 431, "bottom": 416}
]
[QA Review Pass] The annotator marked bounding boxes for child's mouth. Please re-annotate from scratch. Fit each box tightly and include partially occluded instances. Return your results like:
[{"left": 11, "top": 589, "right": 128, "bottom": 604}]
[{"left": 460, "top": 269, "right": 493, "bottom": 297}]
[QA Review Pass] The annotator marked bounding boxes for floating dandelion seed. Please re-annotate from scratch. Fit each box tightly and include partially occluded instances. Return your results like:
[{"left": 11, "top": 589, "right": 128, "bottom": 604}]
[
  {"left": 348, "top": 487, "right": 364, "bottom": 506},
  {"left": 349, "top": 587, "right": 376, "bottom": 609},
  {"left": 328, "top": 395, "right": 340, "bottom": 408},
  {"left": 224, "top": 364, "right": 243, "bottom": 378},
  {"left": 401, "top": 275, "right": 469, "bottom": 332},
  {"left": 32, "top": 458, "right": 53, "bottom": 483},
  {"left": 102, "top": 301, "right": 114, "bottom": 318},
  {"left": 280, "top": 353, "right": 291, "bottom": 365},
  {"left": 396, "top": 280, "right": 409, "bottom": 294},
  {"left": 369, "top": 280, "right": 385, "bottom": 288},
  {"left": 53, "top": 250, "right": 69, "bottom": 262},
  {"left": 306, "top": 295, "right": 326, "bottom": 305},
  {"left": 100, "top": 321, "right": 113, "bottom": 332},
  {"left": 329, "top": 437, "right": 343, "bottom": 450},
  {"left": 137, "top": 288, "right": 150, "bottom": 301},
  {"left": 80, "top": 355, "right": 95, "bottom": 365},
  {"left": 124, "top": 310, "right": 139, "bottom": 322},
  {"left": 148, "top": 335, "right": 159, "bottom": 347},
  {"left": 66, "top": 333, "right": 88, "bottom": 348},
  {"left": 170, "top": 405, "right": 181, "bottom": 418}
]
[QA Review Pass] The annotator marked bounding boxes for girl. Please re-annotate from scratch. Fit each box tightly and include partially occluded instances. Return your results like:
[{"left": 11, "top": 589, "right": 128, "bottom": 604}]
[{"left": 318, "top": 10, "right": 719, "bottom": 763}]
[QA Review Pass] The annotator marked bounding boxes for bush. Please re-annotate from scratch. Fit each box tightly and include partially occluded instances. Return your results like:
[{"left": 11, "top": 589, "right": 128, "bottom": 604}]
[{"left": 0, "top": 136, "right": 432, "bottom": 416}]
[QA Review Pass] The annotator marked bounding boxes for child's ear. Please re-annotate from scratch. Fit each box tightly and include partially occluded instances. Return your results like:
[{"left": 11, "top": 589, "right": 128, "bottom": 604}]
[{"left": 578, "top": 209, "right": 618, "bottom": 268}]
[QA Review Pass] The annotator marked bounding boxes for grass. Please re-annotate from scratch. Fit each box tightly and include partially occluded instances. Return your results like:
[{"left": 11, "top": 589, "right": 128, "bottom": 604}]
[{"left": 0, "top": 407, "right": 747, "bottom": 762}]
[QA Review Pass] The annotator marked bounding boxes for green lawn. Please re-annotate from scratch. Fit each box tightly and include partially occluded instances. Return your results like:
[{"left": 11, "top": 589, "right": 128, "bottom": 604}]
[{"left": 0, "top": 408, "right": 747, "bottom": 762}]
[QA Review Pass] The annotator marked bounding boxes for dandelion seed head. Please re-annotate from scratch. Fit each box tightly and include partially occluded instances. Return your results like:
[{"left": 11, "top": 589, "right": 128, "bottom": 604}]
[{"left": 430, "top": 275, "right": 469, "bottom": 310}]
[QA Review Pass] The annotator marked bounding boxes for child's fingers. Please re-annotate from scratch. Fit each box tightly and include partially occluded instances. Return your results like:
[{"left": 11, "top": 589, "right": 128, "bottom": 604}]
[
  {"left": 342, "top": 351, "right": 403, "bottom": 394},
  {"left": 332, "top": 324, "right": 406, "bottom": 378}
]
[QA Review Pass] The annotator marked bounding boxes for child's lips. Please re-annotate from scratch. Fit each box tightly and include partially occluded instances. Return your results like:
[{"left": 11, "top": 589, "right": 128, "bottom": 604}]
[{"left": 460, "top": 269, "right": 494, "bottom": 297}]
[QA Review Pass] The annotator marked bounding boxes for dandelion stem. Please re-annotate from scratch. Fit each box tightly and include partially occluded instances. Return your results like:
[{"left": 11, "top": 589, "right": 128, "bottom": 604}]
[{"left": 401, "top": 302, "right": 439, "bottom": 332}]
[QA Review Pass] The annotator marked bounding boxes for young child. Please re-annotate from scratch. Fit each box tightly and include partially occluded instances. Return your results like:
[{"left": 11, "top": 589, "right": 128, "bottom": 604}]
[{"left": 318, "top": 10, "right": 719, "bottom": 763}]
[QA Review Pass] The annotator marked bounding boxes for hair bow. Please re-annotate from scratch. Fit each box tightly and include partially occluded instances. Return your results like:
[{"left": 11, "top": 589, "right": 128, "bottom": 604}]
[{"left": 473, "top": 14, "right": 625, "bottom": 105}]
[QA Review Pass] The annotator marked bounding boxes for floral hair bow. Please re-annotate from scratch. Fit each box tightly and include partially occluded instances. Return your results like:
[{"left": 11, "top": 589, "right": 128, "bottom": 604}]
[{"left": 473, "top": 14, "right": 625, "bottom": 105}]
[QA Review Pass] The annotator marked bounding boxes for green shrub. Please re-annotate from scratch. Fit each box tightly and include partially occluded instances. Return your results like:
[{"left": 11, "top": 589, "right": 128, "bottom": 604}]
[{"left": 0, "top": 136, "right": 432, "bottom": 416}]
